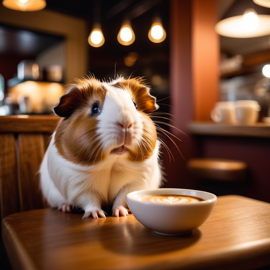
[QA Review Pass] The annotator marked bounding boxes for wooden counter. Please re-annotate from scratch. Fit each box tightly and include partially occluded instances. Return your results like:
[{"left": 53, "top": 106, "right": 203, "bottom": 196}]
[
  {"left": 2, "top": 195, "right": 270, "bottom": 270},
  {"left": 188, "top": 121, "right": 270, "bottom": 138}
]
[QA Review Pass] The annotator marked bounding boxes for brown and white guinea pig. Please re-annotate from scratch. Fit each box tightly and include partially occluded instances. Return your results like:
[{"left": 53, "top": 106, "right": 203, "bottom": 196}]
[{"left": 40, "top": 76, "right": 162, "bottom": 219}]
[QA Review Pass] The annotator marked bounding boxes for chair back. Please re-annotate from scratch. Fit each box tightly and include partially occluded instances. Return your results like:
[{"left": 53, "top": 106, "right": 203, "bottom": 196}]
[{"left": 0, "top": 115, "right": 59, "bottom": 219}]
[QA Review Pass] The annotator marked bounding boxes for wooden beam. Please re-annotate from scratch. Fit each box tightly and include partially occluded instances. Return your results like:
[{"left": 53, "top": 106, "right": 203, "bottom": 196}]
[{"left": 192, "top": 0, "right": 219, "bottom": 121}]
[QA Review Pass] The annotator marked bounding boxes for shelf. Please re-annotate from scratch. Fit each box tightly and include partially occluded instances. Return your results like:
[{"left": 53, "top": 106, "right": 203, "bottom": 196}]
[
  {"left": 8, "top": 78, "right": 64, "bottom": 88},
  {"left": 220, "top": 49, "right": 270, "bottom": 79},
  {"left": 188, "top": 121, "right": 270, "bottom": 138}
]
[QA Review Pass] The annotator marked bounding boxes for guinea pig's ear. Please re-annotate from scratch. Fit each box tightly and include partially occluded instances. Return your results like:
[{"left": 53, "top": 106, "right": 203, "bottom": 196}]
[
  {"left": 54, "top": 86, "right": 88, "bottom": 118},
  {"left": 131, "top": 84, "right": 159, "bottom": 113},
  {"left": 139, "top": 86, "right": 159, "bottom": 113}
]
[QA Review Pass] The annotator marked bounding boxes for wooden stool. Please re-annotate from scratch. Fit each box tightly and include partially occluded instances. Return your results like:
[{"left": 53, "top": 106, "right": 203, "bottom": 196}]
[{"left": 187, "top": 158, "right": 247, "bottom": 182}]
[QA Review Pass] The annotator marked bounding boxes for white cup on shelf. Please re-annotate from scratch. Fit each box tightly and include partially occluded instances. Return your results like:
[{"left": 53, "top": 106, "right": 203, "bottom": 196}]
[
  {"left": 235, "top": 100, "right": 260, "bottom": 125},
  {"left": 211, "top": 102, "right": 236, "bottom": 124}
]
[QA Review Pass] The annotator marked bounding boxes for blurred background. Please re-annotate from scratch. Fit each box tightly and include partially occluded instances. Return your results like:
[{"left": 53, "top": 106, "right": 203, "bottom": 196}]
[
  {"left": 1, "top": 1, "right": 270, "bottom": 268},
  {"left": 0, "top": 0, "right": 270, "bottom": 203}
]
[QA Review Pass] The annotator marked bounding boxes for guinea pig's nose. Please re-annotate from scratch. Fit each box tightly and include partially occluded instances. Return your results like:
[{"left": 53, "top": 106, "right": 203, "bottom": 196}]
[{"left": 117, "top": 122, "right": 132, "bottom": 129}]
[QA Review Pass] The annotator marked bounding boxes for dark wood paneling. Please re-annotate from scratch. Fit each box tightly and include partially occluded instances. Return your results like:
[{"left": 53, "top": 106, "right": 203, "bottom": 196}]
[
  {"left": 18, "top": 134, "right": 45, "bottom": 211},
  {"left": 0, "top": 134, "right": 20, "bottom": 219}
]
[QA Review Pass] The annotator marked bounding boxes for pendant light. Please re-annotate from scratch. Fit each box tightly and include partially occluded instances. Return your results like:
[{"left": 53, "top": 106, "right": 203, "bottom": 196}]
[
  {"left": 215, "top": 8, "right": 270, "bottom": 38},
  {"left": 88, "top": 0, "right": 104, "bottom": 48},
  {"left": 148, "top": 17, "right": 166, "bottom": 43},
  {"left": 88, "top": 23, "right": 105, "bottom": 48},
  {"left": 117, "top": 20, "right": 135, "bottom": 46},
  {"left": 253, "top": 0, "right": 270, "bottom": 8},
  {"left": 2, "top": 0, "right": 46, "bottom": 11}
]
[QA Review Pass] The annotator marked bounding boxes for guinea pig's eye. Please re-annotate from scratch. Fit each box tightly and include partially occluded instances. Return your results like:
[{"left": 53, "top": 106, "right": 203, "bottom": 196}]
[
  {"left": 133, "top": 101, "right": 137, "bottom": 109},
  {"left": 90, "top": 101, "right": 101, "bottom": 117}
]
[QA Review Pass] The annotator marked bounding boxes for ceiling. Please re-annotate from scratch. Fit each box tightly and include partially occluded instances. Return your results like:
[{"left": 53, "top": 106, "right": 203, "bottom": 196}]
[
  {"left": 45, "top": 0, "right": 165, "bottom": 22},
  {"left": 1, "top": 0, "right": 270, "bottom": 60},
  {"left": 0, "top": 0, "right": 168, "bottom": 60},
  {"left": 0, "top": 24, "right": 64, "bottom": 58}
]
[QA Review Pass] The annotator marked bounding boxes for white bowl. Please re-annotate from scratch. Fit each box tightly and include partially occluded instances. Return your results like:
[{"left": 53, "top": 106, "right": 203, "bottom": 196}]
[{"left": 126, "top": 188, "right": 217, "bottom": 236}]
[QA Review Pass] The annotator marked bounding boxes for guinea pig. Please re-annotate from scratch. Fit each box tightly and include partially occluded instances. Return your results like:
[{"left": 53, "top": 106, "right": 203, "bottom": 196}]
[{"left": 39, "top": 76, "right": 162, "bottom": 218}]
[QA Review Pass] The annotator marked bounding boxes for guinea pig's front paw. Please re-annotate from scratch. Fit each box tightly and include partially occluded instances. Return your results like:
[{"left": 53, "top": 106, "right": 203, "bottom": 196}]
[
  {"left": 113, "top": 206, "right": 129, "bottom": 217},
  {"left": 58, "top": 204, "right": 73, "bottom": 213},
  {"left": 82, "top": 210, "right": 106, "bottom": 219}
]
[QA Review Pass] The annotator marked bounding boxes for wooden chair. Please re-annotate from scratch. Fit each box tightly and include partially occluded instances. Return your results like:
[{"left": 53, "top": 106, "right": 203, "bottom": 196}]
[{"left": 0, "top": 115, "right": 59, "bottom": 220}]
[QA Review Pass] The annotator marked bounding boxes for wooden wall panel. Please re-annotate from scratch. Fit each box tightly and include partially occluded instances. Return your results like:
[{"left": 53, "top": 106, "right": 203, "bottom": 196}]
[
  {"left": 192, "top": 0, "right": 219, "bottom": 121},
  {"left": 18, "top": 134, "right": 45, "bottom": 211},
  {"left": 0, "top": 134, "right": 20, "bottom": 219}
]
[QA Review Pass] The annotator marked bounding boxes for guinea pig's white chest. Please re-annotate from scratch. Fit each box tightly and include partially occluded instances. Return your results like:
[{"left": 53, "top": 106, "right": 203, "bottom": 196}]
[{"left": 90, "top": 155, "right": 146, "bottom": 204}]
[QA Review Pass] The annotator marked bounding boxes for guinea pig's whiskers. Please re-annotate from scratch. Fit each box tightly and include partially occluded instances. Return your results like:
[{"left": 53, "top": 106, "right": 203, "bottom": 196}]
[
  {"left": 155, "top": 125, "right": 183, "bottom": 160},
  {"left": 149, "top": 111, "right": 176, "bottom": 119},
  {"left": 156, "top": 96, "right": 171, "bottom": 103},
  {"left": 153, "top": 121, "right": 187, "bottom": 137},
  {"left": 157, "top": 103, "right": 172, "bottom": 108},
  {"left": 158, "top": 138, "right": 174, "bottom": 162},
  {"left": 155, "top": 125, "right": 182, "bottom": 143}
]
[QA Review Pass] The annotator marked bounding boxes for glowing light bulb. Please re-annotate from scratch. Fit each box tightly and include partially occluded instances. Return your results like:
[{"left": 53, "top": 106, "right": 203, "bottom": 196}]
[
  {"left": 3, "top": 0, "right": 46, "bottom": 11},
  {"left": 120, "top": 27, "right": 132, "bottom": 42},
  {"left": 117, "top": 21, "right": 135, "bottom": 46},
  {"left": 91, "top": 31, "right": 102, "bottom": 44},
  {"left": 262, "top": 64, "right": 270, "bottom": 78},
  {"left": 88, "top": 28, "right": 105, "bottom": 48},
  {"left": 148, "top": 18, "right": 166, "bottom": 43},
  {"left": 242, "top": 9, "right": 259, "bottom": 31},
  {"left": 151, "top": 25, "right": 163, "bottom": 39}
]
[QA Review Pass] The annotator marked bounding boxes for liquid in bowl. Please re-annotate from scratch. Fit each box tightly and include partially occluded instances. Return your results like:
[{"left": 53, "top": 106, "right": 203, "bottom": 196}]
[{"left": 138, "top": 194, "right": 206, "bottom": 204}]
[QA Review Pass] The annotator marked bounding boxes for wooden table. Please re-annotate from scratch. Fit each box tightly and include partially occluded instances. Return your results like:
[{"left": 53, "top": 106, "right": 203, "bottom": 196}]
[{"left": 2, "top": 195, "right": 270, "bottom": 270}]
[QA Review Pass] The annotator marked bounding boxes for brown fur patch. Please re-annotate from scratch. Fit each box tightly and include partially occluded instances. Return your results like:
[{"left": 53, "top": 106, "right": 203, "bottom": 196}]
[
  {"left": 112, "top": 78, "right": 159, "bottom": 113},
  {"left": 54, "top": 78, "right": 106, "bottom": 118},
  {"left": 54, "top": 78, "right": 107, "bottom": 165},
  {"left": 128, "top": 113, "right": 157, "bottom": 161}
]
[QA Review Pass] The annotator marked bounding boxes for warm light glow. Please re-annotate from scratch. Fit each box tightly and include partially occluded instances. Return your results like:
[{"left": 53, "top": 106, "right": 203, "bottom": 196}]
[
  {"left": 32, "top": 64, "right": 39, "bottom": 80},
  {"left": 262, "top": 64, "right": 270, "bottom": 78},
  {"left": 148, "top": 19, "right": 166, "bottom": 43},
  {"left": 88, "top": 28, "right": 105, "bottom": 48},
  {"left": 124, "top": 52, "right": 138, "bottom": 67},
  {"left": 241, "top": 9, "right": 259, "bottom": 31},
  {"left": 152, "top": 75, "right": 162, "bottom": 86},
  {"left": 253, "top": 0, "right": 270, "bottom": 8},
  {"left": 117, "top": 21, "right": 135, "bottom": 46},
  {"left": 3, "top": 0, "right": 46, "bottom": 11},
  {"left": 9, "top": 81, "right": 65, "bottom": 113},
  {"left": 91, "top": 31, "right": 102, "bottom": 44},
  {"left": 120, "top": 27, "right": 132, "bottom": 42},
  {"left": 215, "top": 9, "right": 270, "bottom": 38},
  {"left": 151, "top": 25, "right": 163, "bottom": 39}
]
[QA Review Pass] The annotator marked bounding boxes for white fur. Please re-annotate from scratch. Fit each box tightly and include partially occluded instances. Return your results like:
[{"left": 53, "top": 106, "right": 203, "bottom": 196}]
[{"left": 39, "top": 80, "right": 162, "bottom": 217}]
